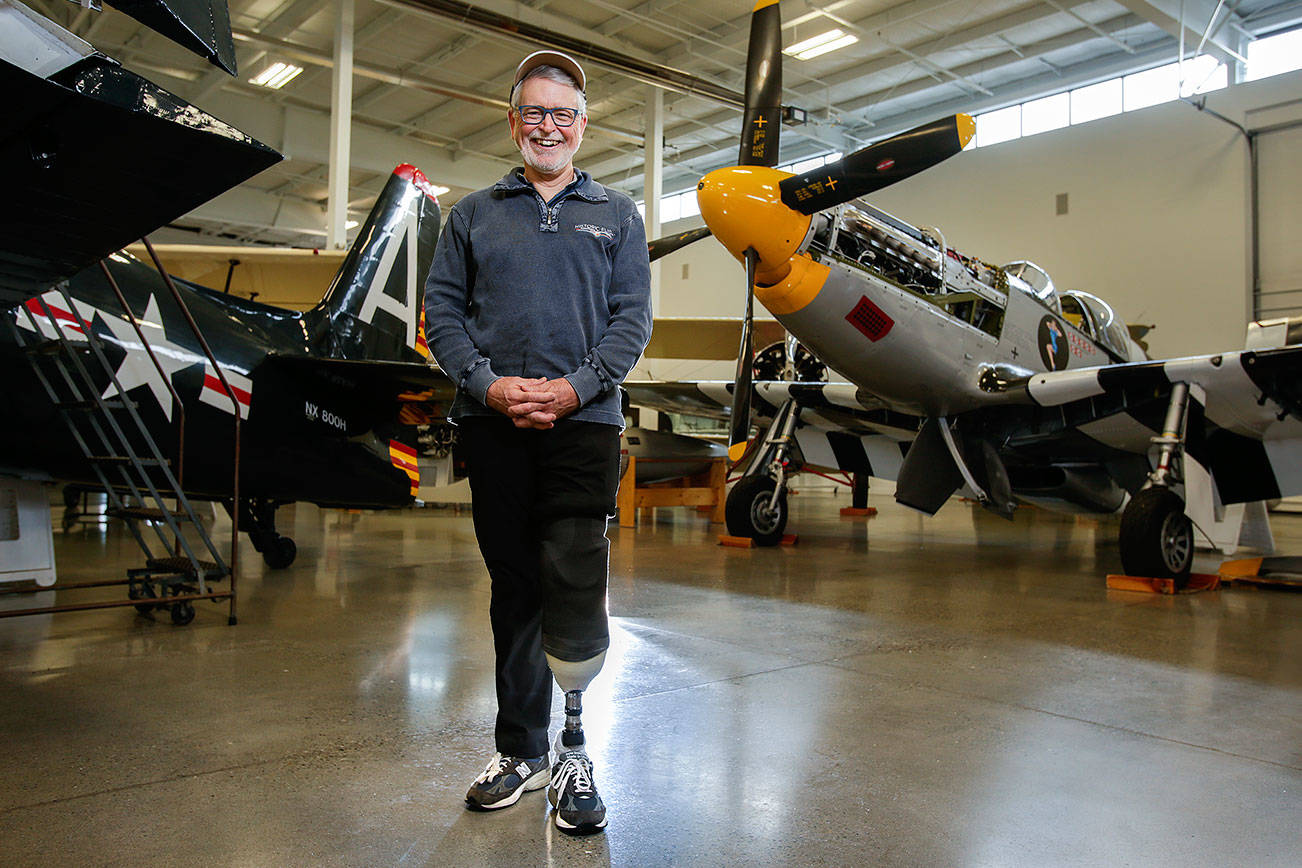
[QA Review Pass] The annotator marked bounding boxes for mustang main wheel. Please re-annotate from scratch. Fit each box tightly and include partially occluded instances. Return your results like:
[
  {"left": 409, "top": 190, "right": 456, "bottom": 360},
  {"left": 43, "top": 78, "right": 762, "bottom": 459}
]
[
  {"left": 726, "top": 475, "right": 787, "bottom": 546},
  {"left": 1119, "top": 487, "right": 1193, "bottom": 587}
]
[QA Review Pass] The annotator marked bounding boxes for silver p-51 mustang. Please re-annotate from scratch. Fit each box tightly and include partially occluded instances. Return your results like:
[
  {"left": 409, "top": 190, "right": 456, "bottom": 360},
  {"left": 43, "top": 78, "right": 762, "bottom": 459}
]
[{"left": 634, "top": 0, "right": 1302, "bottom": 586}]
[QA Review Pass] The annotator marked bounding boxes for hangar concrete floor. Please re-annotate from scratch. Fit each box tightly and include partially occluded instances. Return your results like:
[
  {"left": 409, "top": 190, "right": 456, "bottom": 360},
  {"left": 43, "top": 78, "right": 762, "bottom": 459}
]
[{"left": 1, "top": 491, "right": 1299, "bottom": 867}]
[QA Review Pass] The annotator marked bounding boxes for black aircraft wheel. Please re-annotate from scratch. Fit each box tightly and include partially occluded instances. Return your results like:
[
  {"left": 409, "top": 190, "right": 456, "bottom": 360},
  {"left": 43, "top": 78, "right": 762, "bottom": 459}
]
[
  {"left": 129, "top": 583, "right": 157, "bottom": 615},
  {"left": 262, "top": 536, "right": 297, "bottom": 570},
  {"left": 726, "top": 475, "right": 788, "bottom": 547},
  {"left": 170, "top": 601, "right": 196, "bottom": 626},
  {"left": 1120, "top": 487, "right": 1194, "bottom": 587}
]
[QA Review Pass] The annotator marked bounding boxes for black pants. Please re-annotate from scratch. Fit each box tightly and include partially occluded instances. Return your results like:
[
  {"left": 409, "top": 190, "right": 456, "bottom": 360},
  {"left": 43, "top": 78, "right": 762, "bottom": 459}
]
[{"left": 459, "top": 416, "right": 620, "bottom": 758}]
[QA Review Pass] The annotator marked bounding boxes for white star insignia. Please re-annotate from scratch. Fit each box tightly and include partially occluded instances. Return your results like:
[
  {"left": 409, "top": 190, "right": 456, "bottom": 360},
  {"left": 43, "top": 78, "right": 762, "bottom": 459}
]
[{"left": 98, "top": 294, "right": 203, "bottom": 422}]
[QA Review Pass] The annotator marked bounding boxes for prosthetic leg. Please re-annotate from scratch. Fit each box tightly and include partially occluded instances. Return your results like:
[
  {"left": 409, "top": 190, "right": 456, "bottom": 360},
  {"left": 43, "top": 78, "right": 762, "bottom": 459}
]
[
  {"left": 544, "top": 648, "right": 609, "bottom": 834},
  {"left": 538, "top": 512, "right": 611, "bottom": 756}
]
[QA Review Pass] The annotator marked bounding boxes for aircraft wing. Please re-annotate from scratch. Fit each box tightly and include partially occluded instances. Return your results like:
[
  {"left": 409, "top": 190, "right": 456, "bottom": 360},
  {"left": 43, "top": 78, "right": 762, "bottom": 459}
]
[
  {"left": 1001, "top": 347, "right": 1302, "bottom": 503},
  {"left": 1, "top": 6, "right": 280, "bottom": 305},
  {"left": 624, "top": 379, "right": 918, "bottom": 477},
  {"left": 107, "top": 0, "right": 237, "bottom": 74},
  {"left": 627, "top": 380, "right": 909, "bottom": 433}
]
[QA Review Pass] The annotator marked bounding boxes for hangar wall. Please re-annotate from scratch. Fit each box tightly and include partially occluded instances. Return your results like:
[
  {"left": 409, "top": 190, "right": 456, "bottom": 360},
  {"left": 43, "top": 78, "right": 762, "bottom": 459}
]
[{"left": 652, "top": 68, "right": 1302, "bottom": 363}]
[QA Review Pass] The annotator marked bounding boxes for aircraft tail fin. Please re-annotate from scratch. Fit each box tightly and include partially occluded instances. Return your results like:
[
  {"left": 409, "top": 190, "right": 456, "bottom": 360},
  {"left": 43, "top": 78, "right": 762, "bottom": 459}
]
[{"left": 308, "top": 164, "right": 442, "bottom": 362}]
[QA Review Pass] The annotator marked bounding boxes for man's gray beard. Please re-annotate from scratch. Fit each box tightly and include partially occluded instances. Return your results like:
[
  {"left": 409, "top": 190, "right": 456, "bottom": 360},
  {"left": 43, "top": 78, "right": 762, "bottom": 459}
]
[{"left": 520, "top": 141, "right": 572, "bottom": 175}]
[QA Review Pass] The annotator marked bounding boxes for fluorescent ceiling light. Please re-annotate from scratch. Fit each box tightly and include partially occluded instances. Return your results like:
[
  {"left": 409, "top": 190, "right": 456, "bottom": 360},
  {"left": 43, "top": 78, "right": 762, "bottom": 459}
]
[
  {"left": 345, "top": 219, "right": 359, "bottom": 229},
  {"left": 249, "top": 62, "right": 303, "bottom": 90},
  {"left": 430, "top": 184, "right": 451, "bottom": 197},
  {"left": 783, "top": 29, "right": 858, "bottom": 61}
]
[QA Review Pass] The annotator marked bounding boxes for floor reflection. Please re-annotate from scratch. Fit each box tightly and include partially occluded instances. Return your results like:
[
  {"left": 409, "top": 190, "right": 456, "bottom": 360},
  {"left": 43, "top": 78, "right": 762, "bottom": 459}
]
[{"left": 0, "top": 490, "right": 1297, "bottom": 865}]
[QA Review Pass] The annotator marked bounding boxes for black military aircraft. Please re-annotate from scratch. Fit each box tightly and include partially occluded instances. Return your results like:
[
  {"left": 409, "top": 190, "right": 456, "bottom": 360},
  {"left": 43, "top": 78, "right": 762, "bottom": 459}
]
[
  {"left": 1, "top": 0, "right": 468, "bottom": 633},
  {"left": 2, "top": 163, "right": 447, "bottom": 568}
]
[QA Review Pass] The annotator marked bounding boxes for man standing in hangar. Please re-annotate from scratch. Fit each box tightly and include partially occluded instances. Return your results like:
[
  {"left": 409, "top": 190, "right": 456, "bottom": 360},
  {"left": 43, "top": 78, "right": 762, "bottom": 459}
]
[{"left": 423, "top": 49, "right": 652, "bottom": 835}]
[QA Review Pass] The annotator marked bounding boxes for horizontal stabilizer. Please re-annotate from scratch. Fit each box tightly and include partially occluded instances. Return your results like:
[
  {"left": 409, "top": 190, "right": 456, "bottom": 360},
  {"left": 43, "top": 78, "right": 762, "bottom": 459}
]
[
  {"left": 108, "top": 0, "right": 237, "bottom": 74},
  {"left": 0, "top": 53, "right": 280, "bottom": 304},
  {"left": 264, "top": 355, "right": 454, "bottom": 400},
  {"left": 254, "top": 356, "right": 455, "bottom": 445}
]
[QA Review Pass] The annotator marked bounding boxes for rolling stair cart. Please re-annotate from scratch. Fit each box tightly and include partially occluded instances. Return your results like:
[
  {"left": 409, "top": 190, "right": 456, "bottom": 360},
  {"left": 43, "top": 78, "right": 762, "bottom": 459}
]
[{"left": 0, "top": 239, "right": 242, "bottom": 626}]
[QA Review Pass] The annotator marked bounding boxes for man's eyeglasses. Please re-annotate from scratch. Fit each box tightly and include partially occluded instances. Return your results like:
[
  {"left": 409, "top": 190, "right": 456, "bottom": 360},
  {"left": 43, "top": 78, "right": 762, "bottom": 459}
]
[{"left": 515, "top": 105, "right": 581, "bottom": 127}]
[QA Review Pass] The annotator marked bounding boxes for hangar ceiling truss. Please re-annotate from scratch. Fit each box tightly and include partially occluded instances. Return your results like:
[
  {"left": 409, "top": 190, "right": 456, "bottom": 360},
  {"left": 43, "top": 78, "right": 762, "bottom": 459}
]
[{"left": 19, "top": 0, "right": 1302, "bottom": 245}]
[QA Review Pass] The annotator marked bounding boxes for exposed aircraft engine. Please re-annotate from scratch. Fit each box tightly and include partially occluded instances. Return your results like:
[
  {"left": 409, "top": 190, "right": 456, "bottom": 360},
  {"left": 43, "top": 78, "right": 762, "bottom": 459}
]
[
  {"left": 753, "top": 340, "right": 827, "bottom": 382},
  {"left": 806, "top": 200, "right": 1014, "bottom": 338}
]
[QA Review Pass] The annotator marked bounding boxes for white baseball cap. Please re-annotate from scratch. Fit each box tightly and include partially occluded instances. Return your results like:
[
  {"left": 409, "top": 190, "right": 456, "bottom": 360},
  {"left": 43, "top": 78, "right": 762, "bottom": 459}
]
[{"left": 512, "top": 49, "right": 586, "bottom": 95}]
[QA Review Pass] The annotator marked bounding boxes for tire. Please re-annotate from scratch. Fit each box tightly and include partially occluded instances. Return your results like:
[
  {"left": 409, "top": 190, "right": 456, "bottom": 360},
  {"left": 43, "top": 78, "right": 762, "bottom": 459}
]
[
  {"left": 262, "top": 536, "right": 297, "bottom": 570},
  {"left": 726, "top": 475, "right": 787, "bottom": 546},
  {"left": 1119, "top": 487, "right": 1193, "bottom": 587},
  {"left": 170, "top": 601, "right": 196, "bottom": 626},
  {"left": 129, "top": 583, "right": 157, "bottom": 615}
]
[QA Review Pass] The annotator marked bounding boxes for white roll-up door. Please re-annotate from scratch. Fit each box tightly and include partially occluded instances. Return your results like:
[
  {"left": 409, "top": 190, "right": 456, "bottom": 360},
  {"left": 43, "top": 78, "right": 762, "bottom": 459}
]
[{"left": 1256, "top": 124, "right": 1302, "bottom": 319}]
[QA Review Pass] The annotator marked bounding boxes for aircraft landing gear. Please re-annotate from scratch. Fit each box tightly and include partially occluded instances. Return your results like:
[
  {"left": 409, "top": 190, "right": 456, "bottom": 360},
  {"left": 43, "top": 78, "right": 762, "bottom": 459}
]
[
  {"left": 229, "top": 498, "right": 298, "bottom": 569},
  {"left": 725, "top": 398, "right": 800, "bottom": 546},
  {"left": 1119, "top": 382, "right": 1194, "bottom": 587},
  {"left": 727, "top": 475, "right": 787, "bottom": 546},
  {"left": 1120, "top": 487, "right": 1193, "bottom": 580}
]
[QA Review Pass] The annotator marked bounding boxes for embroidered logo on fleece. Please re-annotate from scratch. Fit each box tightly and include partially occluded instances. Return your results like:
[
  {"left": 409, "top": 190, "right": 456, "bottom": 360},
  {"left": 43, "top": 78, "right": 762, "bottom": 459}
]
[{"left": 574, "top": 223, "right": 615, "bottom": 241}]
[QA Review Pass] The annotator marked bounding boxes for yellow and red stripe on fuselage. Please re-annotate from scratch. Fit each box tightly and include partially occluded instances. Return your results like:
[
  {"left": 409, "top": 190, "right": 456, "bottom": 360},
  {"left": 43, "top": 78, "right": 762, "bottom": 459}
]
[{"left": 388, "top": 439, "right": 419, "bottom": 496}]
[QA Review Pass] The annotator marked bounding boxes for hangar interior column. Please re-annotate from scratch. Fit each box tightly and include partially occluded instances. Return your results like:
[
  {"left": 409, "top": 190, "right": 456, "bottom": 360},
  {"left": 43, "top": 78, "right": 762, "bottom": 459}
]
[
  {"left": 326, "top": 0, "right": 355, "bottom": 250},
  {"left": 643, "top": 86, "right": 664, "bottom": 314}
]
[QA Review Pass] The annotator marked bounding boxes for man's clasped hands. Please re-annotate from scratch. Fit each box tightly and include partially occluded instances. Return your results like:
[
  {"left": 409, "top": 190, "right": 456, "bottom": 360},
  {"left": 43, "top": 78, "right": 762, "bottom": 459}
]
[{"left": 485, "top": 376, "right": 580, "bottom": 429}]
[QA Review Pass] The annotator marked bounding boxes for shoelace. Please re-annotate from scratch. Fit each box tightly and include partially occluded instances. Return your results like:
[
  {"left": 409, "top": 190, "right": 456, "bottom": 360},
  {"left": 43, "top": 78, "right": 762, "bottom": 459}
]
[
  {"left": 474, "top": 752, "right": 510, "bottom": 785},
  {"left": 556, "top": 753, "right": 595, "bottom": 795}
]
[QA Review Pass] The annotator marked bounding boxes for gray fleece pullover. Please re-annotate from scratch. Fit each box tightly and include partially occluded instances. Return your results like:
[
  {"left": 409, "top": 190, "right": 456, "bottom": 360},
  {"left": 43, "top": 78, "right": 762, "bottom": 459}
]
[{"left": 423, "top": 168, "right": 653, "bottom": 427}]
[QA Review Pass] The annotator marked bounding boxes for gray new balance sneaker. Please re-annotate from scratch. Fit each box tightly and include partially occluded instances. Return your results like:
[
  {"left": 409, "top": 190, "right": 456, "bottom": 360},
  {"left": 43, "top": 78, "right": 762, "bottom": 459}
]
[
  {"left": 465, "top": 752, "right": 550, "bottom": 811},
  {"left": 548, "top": 750, "right": 607, "bottom": 835}
]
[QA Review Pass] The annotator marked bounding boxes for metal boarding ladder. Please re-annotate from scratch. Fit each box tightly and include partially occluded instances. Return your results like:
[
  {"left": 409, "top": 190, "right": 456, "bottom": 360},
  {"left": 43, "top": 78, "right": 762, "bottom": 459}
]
[{"left": 1, "top": 250, "right": 240, "bottom": 626}]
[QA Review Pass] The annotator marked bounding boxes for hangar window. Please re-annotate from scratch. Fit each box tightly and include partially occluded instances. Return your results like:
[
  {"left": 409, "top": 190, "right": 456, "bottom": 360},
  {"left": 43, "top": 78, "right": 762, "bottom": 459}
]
[
  {"left": 976, "top": 105, "right": 1021, "bottom": 147},
  {"left": 661, "top": 195, "right": 681, "bottom": 223},
  {"left": 1247, "top": 27, "right": 1302, "bottom": 80},
  {"left": 1070, "top": 79, "right": 1122, "bottom": 125},
  {"left": 1022, "top": 93, "right": 1069, "bottom": 136},
  {"left": 1124, "top": 56, "right": 1225, "bottom": 110},
  {"left": 971, "top": 51, "right": 1240, "bottom": 151}
]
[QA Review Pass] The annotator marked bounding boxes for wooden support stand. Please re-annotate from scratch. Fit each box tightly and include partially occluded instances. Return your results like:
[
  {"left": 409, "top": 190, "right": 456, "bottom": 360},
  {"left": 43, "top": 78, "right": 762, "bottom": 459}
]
[
  {"left": 717, "top": 533, "right": 799, "bottom": 547},
  {"left": 1105, "top": 573, "right": 1221, "bottom": 594},
  {"left": 617, "top": 455, "right": 727, "bottom": 528},
  {"left": 1218, "top": 557, "right": 1302, "bottom": 589},
  {"left": 839, "top": 506, "right": 878, "bottom": 517}
]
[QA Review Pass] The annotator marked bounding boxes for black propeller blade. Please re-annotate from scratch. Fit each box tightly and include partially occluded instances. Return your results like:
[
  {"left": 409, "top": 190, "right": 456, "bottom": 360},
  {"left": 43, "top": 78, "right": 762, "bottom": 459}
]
[
  {"left": 738, "top": 0, "right": 783, "bottom": 167},
  {"left": 729, "top": 248, "right": 760, "bottom": 456},
  {"left": 778, "top": 114, "right": 974, "bottom": 215},
  {"left": 647, "top": 226, "right": 712, "bottom": 262}
]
